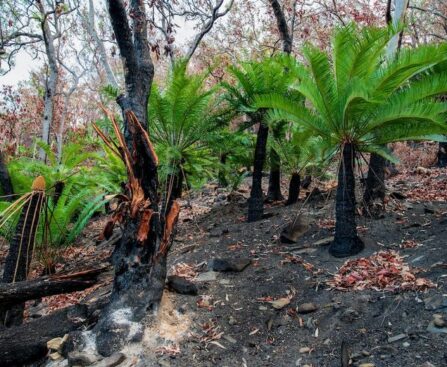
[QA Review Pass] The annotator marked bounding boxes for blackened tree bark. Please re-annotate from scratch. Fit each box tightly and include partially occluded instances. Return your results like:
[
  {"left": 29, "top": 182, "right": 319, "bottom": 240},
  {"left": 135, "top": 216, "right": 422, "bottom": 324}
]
[
  {"left": 267, "top": 148, "right": 284, "bottom": 201},
  {"left": 248, "top": 118, "right": 269, "bottom": 222},
  {"left": 218, "top": 153, "right": 228, "bottom": 187},
  {"left": 363, "top": 153, "right": 386, "bottom": 208},
  {"left": 286, "top": 172, "right": 300, "bottom": 205},
  {"left": 329, "top": 144, "right": 364, "bottom": 258},
  {"left": 0, "top": 151, "right": 13, "bottom": 201},
  {"left": 267, "top": 0, "right": 296, "bottom": 202},
  {"left": 438, "top": 141, "right": 447, "bottom": 167},
  {"left": 92, "top": 0, "right": 180, "bottom": 357}
]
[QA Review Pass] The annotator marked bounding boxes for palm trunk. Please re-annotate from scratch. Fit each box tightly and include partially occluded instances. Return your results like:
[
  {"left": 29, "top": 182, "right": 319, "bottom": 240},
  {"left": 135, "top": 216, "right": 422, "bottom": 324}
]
[
  {"left": 266, "top": 147, "right": 284, "bottom": 201},
  {"left": 0, "top": 151, "right": 13, "bottom": 201},
  {"left": 218, "top": 153, "right": 228, "bottom": 187},
  {"left": 1, "top": 178, "right": 45, "bottom": 327},
  {"left": 248, "top": 120, "right": 268, "bottom": 222},
  {"left": 329, "top": 144, "right": 364, "bottom": 258},
  {"left": 363, "top": 153, "right": 386, "bottom": 207},
  {"left": 438, "top": 141, "right": 447, "bottom": 168},
  {"left": 286, "top": 172, "right": 300, "bottom": 205}
]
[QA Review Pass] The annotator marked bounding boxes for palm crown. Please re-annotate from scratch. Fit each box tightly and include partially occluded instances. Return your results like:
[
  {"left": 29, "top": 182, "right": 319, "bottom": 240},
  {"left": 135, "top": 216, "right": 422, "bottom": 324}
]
[
  {"left": 257, "top": 23, "right": 447, "bottom": 257},
  {"left": 259, "top": 24, "right": 447, "bottom": 160}
]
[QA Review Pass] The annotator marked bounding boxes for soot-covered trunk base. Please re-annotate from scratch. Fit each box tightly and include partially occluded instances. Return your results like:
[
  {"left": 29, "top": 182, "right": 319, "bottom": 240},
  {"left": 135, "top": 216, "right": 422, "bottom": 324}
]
[{"left": 329, "top": 143, "right": 364, "bottom": 258}]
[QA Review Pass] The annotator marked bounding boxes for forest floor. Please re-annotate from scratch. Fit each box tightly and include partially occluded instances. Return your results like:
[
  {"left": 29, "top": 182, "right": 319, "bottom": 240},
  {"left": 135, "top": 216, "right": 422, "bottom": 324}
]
[{"left": 3, "top": 168, "right": 447, "bottom": 367}]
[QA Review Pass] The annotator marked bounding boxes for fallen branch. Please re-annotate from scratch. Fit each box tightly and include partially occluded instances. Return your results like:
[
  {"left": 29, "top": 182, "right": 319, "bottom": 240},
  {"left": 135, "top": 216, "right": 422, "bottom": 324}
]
[
  {"left": 0, "top": 304, "right": 89, "bottom": 366},
  {"left": 0, "top": 267, "right": 109, "bottom": 306}
]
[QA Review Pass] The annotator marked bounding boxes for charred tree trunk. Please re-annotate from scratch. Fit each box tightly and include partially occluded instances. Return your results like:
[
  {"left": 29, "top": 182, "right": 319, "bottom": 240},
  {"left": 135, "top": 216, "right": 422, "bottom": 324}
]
[
  {"left": 438, "top": 142, "right": 447, "bottom": 168},
  {"left": 363, "top": 153, "right": 386, "bottom": 209},
  {"left": 267, "top": 0, "right": 292, "bottom": 202},
  {"left": 0, "top": 268, "right": 106, "bottom": 307},
  {"left": 329, "top": 144, "right": 364, "bottom": 258},
  {"left": 0, "top": 177, "right": 45, "bottom": 327},
  {"left": 0, "top": 304, "right": 90, "bottom": 366},
  {"left": 267, "top": 147, "right": 284, "bottom": 202},
  {"left": 0, "top": 151, "right": 13, "bottom": 201},
  {"left": 286, "top": 172, "right": 300, "bottom": 205},
  {"left": 92, "top": 1, "right": 180, "bottom": 357},
  {"left": 53, "top": 180, "right": 65, "bottom": 206},
  {"left": 301, "top": 175, "right": 312, "bottom": 189},
  {"left": 218, "top": 153, "right": 228, "bottom": 187},
  {"left": 248, "top": 120, "right": 269, "bottom": 222}
]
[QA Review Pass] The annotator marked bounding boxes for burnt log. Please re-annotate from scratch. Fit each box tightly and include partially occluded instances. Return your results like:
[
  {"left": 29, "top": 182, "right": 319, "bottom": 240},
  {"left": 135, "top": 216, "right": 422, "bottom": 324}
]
[
  {"left": 0, "top": 268, "right": 107, "bottom": 307},
  {"left": 0, "top": 304, "right": 90, "bottom": 366}
]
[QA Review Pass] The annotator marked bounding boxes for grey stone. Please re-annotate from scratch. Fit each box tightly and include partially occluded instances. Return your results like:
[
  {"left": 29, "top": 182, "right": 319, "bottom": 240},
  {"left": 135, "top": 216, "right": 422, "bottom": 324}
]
[
  {"left": 68, "top": 352, "right": 99, "bottom": 366},
  {"left": 297, "top": 302, "right": 318, "bottom": 314},
  {"left": 424, "top": 295, "right": 447, "bottom": 311},
  {"left": 208, "top": 258, "right": 251, "bottom": 272},
  {"left": 223, "top": 335, "right": 237, "bottom": 344},
  {"left": 195, "top": 271, "right": 218, "bottom": 282},
  {"left": 387, "top": 333, "right": 407, "bottom": 343},
  {"left": 93, "top": 353, "right": 126, "bottom": 367},
  {"left": 167, "top": 275, "right": 198, "bottom": 295},
  {"left": 427, "top": 321, "right": 447, "bottom": 334}
]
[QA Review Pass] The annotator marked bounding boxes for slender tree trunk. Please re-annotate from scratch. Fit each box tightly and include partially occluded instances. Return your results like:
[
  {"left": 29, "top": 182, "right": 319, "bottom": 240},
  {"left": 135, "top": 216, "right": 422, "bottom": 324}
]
[
  {"left": 267, "top": 147, "right": 284, "bottom": 201},
  {"left": 286, "top": 172, "right": 300, "bottom": 205},
  {"left": 329, "top": 144, "right": 364, "bottom": 258},
  {"left": 0, "top": 151, "right": 13, "bottom": 201},
  {"left": 363, "top": 153, "right": 386, "bottom": 207},
  {"left": 438, "top": 142, "right": 447, "bottom": 168},
  {"left": 37, "top": 1, "right": 58, "bottom": 162},
  {"left": 248, "top": 120, "right": 268, "bottom": 222},
  {"left": 268, "top": 0, "right": 293, "bottom": 204},
  {"left": 301, "top": 175, "right": 311, "bottom": 189},
  {"left": 218, "top": 153, "right": 228, "bottom": 187},
  {"left": 0, "top": 178, "right": 46, "bottom": 327}
]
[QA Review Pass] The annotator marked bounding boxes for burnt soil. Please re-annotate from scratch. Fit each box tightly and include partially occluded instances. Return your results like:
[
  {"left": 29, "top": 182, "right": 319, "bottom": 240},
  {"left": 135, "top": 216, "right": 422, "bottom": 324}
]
[
  {"left": 161, "top": 173, "right": 447, "bottom": 367},
  {"left": 3, "top": 170, "right": 447, "bottom": 367}
]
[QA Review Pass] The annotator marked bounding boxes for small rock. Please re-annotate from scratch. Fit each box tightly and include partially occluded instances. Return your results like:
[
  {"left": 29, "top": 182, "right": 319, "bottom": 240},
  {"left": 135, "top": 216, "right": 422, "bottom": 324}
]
[
  {"left": 68, "top": 351, "right": 99, "bottom": 366},
  {"left": 259, "top": 305, "right": 268, "bottom": 311},
  {"left": 157, "top": 358, "right": 171, "bottom": 367},
  {"left": 297, "top": 303, "right": 318, "bottom": 314},
  {"left": 94, "top": 353, "right": 126, "bottom": 367},
  {"left": 433, "top": 314, "right": 445, "bottom": 328},
  {"left": 195, "top": 271, "right": 218, "bottom": 282},
  {"left": 223, "top": 335, "right": 237, "bottom": 344},
  {"left": 388, "top": 333, "right": 407, "bottom": 343},
  {"left": 166, "top": 275, "right": 198, "bottom": 295},
  {"left": 419, "top": 363, "right": 436, "bottom": 367},
  {"left": 427, "top": 321, "right": 447, "bottom": 334},
  {"left": 299, "top": 347, "right": 311, "bottom": 353},
  {"left": 359, "top": 364, "right": 375, "bottom": 367},
  {"left": 208, "top": 258, "right": 251, "bottom": 272},
  {"left": 280, "top": 217, "right": 310, "bottom": 244},
  {"left": 339, "top": 307, "right": 359, "bottom": 322},
  {"left": 47, "top": 336, "right": 66, "bottom": 351},
  {"left": 228, "top": 316, "right": 237, "bottom": 325},
  {"left": 424, "top": 295, "right": 447, "bottom": 311},
  {"left": 49, "top": 352, "right": 63, "bottom": 361},
  {"left": 403, "top": 342, "right": 410, "bottom": 348}
]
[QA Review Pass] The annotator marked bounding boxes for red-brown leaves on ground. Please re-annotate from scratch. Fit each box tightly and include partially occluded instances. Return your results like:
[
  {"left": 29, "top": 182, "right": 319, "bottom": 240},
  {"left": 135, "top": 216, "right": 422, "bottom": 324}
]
[{"left": 328, "top": 250, "right": 435, "bottom": 292}]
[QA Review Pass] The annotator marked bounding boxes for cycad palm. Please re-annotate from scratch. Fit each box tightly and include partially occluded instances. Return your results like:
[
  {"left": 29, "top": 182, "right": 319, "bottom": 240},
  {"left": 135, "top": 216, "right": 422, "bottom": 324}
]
[
  {"left": 222, "top": 55, "right": 299, "bottom": 221},
  {"left": 258, "top": 24, "right": 447, "bottom": 257},
  {"left": 149, "top": 61, "right": 222, "bottom": 200}
]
